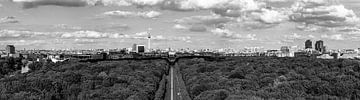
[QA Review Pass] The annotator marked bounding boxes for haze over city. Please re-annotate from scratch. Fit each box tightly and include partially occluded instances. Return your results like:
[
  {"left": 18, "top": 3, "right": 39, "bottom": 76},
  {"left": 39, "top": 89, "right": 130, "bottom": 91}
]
[{"left": 0, "top": 0, "right": 360, "bottom": 49}]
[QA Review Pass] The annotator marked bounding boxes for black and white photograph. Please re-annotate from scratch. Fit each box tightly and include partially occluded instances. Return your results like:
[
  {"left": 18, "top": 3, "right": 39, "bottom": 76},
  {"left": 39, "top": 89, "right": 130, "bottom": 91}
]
[{"left": 0, "top": 0, "right": 360, "bottom": 99}]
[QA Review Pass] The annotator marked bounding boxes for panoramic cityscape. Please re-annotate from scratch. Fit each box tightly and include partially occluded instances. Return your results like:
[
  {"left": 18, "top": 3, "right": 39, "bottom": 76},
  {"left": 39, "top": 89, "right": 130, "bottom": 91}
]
[{"left": 1, "top": 0, "right": 360, "bottom": 100}]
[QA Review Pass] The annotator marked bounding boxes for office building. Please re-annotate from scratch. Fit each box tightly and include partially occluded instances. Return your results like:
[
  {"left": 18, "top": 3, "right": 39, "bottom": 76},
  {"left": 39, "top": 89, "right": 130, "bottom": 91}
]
[
  {"left": 6, "top": 45, "right": 15, "bottom": 54},
  {"left": 132, "top": 44, "right": 138, "bottom": 52},
  {"left": 305, "top": 40, "right": 312, "bottom": 49},
  {"left": 137, "top": 45, "right": 145, "bottom": 53},
  {"left": 132, "top": 44, "right": 145, "bottom": 53},
  {"left": 315, "top": 40, "right": 325, "bottom": 53}
]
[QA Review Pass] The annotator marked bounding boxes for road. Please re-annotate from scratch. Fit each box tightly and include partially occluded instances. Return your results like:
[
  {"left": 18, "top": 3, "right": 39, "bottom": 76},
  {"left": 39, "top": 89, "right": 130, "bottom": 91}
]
[{"left": 165, "top": 65, "right": 191, "bottom": 100}]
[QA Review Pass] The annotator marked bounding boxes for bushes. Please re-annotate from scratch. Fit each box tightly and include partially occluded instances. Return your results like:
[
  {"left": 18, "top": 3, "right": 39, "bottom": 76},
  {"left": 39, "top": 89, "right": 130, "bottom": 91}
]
[{"left": 178, "top": 57, "right": 360, "bottom": 99}]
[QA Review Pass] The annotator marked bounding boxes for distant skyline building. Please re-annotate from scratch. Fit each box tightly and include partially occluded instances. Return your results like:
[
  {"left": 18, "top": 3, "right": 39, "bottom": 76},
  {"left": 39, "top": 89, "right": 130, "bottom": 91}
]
[
  {"left": 305, "top": 40, "right": 312, "bottom": 49},
  {"left": 137, "top": 45, "right": 145, "bottom": 53},
  {"left": 280, "top": 46, "right": 290, "bottom": 53},
  {"left": 6, "top": 45, "right": 15, "bottom": 54},
  {"left": 132, "top": 44, "right": 145, "bottom": 53},
  {"left": 315, "top": 40, "right": 325, "bottom": 53}
]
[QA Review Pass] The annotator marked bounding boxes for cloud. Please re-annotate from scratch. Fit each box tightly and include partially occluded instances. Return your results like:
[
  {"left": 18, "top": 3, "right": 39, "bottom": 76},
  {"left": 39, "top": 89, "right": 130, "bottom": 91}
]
[
  {"left": 102, "top": 10, "right": 162, "bottom": 18},
  {"left": 280, "top": 33, "right": 315, "bottom": 43},
  {"left": 189, "top": 25, "right": 207, "bottom": 32},
  {"left": 0, "top": 40, "right": 46, "bottom": 46},
  {"left": 174, "top": 15, "right": 232, "bottom": 26},
  {"left": 13, "top": 0, "right": 164, "bottom": 8},
  {"left": 74, "top": 38, "right": 97, "bottom": 44},
  {"left": 173, "top": 24, "right": 188, "bottom": 30},
  {"left": 338, "top": 27, "right": 360, "bottom": 33},
  {"left": 0, "top": 29, "right": 122, "bottom": 39},
  {"left": 60, "top": 30, "right": 123, "bottom": 38},
  {"left": 53, "top": 24, "right": 82, "bottom": 30},
  {"left": 0, "top": 29, "right": 51, "bottom": 38},
  {"left": 173, "top": 24, "right": 207, "bottom": 32},
  {"left": 252, "top": 8, "right": 289, "bottom": 24},
  {"left": 283, "top": 33, "right": 315, "bottom": 40},
  {"left": 290, "top": 0, "right": 359, "bottom": 27},
  {"left": 0, "top": 16, "right": 19, "bottom": 24},
  {"left": 12, "top": 0, "right": 265, "bottom": 11},
  {"left": 265, "top": 0, "right": 289, "bottom": 2},
  {"left": 131, "top": 31, "right": 191, "bottom": 42},
  {"left": 321, "top": 34, "right": 344, "bottom": 40},
  {"left": 211, "top": 28, "right": 257, "bottom": 40},
  {"left": 13, "top": 0, "right": 89, "bottom": 9},
  {"left": 172, "top": 0, "right": 263, "bottom": 11}
]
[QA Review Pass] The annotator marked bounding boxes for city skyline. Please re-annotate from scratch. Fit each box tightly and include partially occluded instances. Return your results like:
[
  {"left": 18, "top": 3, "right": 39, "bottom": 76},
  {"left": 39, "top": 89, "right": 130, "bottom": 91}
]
[{"left": 0, "top": 0, "right": 360, "bottom": 49}]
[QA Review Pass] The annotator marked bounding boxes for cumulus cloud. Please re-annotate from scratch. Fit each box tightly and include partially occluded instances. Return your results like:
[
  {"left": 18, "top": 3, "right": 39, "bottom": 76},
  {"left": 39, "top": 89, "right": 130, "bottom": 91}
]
[
  {"left": 60, "top": 30, "right": 123, "bottom": 38},
  {"left": 0, "top": 29, "right": 122, "bottom": 39},
  {"left": 173, "top": 24, "right": 207, "bottom": 32},
  {"left": 280, "top": 33, "right": 316, "bottom": 43},
  {"left": 290, "top": 0, "right": 359, "bottom": 27},
  {"left": 13, "top": 0, "right": 164, "bottom": 8},
  {"left": 53, "top": 24, "right": 82, "bottom": 30},
  {"left": 0, "top": 29, "right": 51, "bottom": 38},
  {"left": 0, "top": 16, "right": 19, "bottom": 24},
  {"left": 173, "top": 24, "right": 188, "bottom": 30},
  {"left": 74, "top": 38, "right": 97, "bottom": 44},
  {"left": 0, "top": 40, "right": 46, "bottom": 46},
  {"left": 175, "top": 15, "right": 232, "bottom": 26},
  {"left": 211, "top": 28, "right": 257, "bottom": 40},
  {"left": 321, "top": 34, "right": 344, "bottom": 40},
  {"left": 130, "top": 31, "right": 191, "bottom": 42},
  {"left": 189, "top": 25, "right": 207, "bottom": 32},
  {"left": 13, "top": 0, "right": 89, "bottom": 9},
  {"left": 284, "top": 33, "right": 315, "bottom": 40},
  {"left": 102, "top": 10, "right": 162, "bottom": 18},
  {"left": 0, "top": 28, "right": 193, "bottom": 42},
  {"left": 252, "top": 8, "right": 289, "bottom": 24}
]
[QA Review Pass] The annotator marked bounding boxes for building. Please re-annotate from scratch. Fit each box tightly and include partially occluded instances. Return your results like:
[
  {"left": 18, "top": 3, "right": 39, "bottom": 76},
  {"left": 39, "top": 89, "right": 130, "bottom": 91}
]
[
  {"left": 132, "top": 44, "right": 138, "bottom": 53},
  {"left": 6, "top": 45, "right": 15, "bottom": 54},
  {"left": 280, "top": 46, "right": 291, "bottom": 57},
  {"left": 315, "top": 40, "right": 325, "bottom": 53},
  {"left": 137, "top": 45, "right": 145, "bottom": 53},
  {"left": 132, "top": 44, "right": 145, "bottom": 53},
  {"left": 305, "top": 40, "right": 312, "bottom": 49}
]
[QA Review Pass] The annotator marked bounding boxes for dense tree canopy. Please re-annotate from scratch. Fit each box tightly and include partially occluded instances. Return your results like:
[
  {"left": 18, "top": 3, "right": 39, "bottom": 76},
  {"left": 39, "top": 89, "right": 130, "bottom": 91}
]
[
  {"left": 0, "top": 60, "right": 168, "bottom": 100},
  {"left": 178, "top": 57, "right": 360, "bottom": 100}
]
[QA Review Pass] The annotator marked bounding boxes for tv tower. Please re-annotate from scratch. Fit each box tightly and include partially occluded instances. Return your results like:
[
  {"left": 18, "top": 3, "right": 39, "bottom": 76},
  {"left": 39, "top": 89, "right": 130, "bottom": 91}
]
[{"left": 147, "top": 28, "right": 152, "bottom": 52}]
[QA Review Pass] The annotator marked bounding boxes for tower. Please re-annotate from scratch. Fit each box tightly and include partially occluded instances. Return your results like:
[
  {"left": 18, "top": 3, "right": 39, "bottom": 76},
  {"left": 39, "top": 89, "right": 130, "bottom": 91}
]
[
  {"left": 6, "top": 45, "right": 15, "bottom": 54},
  {"left": 305, "top": 40, "right": 312, "bottom": 49},
  {"left": 315, "top": 40, "right": 324, "bottom": 53},
  {"left": 148, "top": 31, "right": 151, "bottom": 52}
]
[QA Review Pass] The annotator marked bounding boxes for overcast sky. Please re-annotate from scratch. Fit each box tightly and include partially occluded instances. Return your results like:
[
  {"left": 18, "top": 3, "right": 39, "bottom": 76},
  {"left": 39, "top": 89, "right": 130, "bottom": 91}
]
[{"left": 0, "top": 0, "right": 359, "bottom": 50}]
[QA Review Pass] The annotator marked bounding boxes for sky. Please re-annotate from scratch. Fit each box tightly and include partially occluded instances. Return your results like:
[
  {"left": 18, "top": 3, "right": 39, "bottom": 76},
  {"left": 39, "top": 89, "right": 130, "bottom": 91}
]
[{"left": 0, "top": 0, "right": 360, "bottom": 50}]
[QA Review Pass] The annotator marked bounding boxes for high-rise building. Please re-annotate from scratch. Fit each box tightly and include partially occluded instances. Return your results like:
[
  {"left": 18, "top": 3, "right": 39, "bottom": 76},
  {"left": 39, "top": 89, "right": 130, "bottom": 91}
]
[
  {"left": 137, "top": 45, "right": 145, "bottom": 53},
  {"left": 6, "top": 45, "right": 15, "bottom": 54},
  {"left": 305, "top": 40, "right": 312, "bottom": 49},
  {"left": 132, "top": 44, "right": 145, "bottom": 53},
  {"left": 132, "top": 44, "right": 138, "bottom": 52},
  {"left": 315, "top": 40, "right": 324, "bottom": 53}
]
